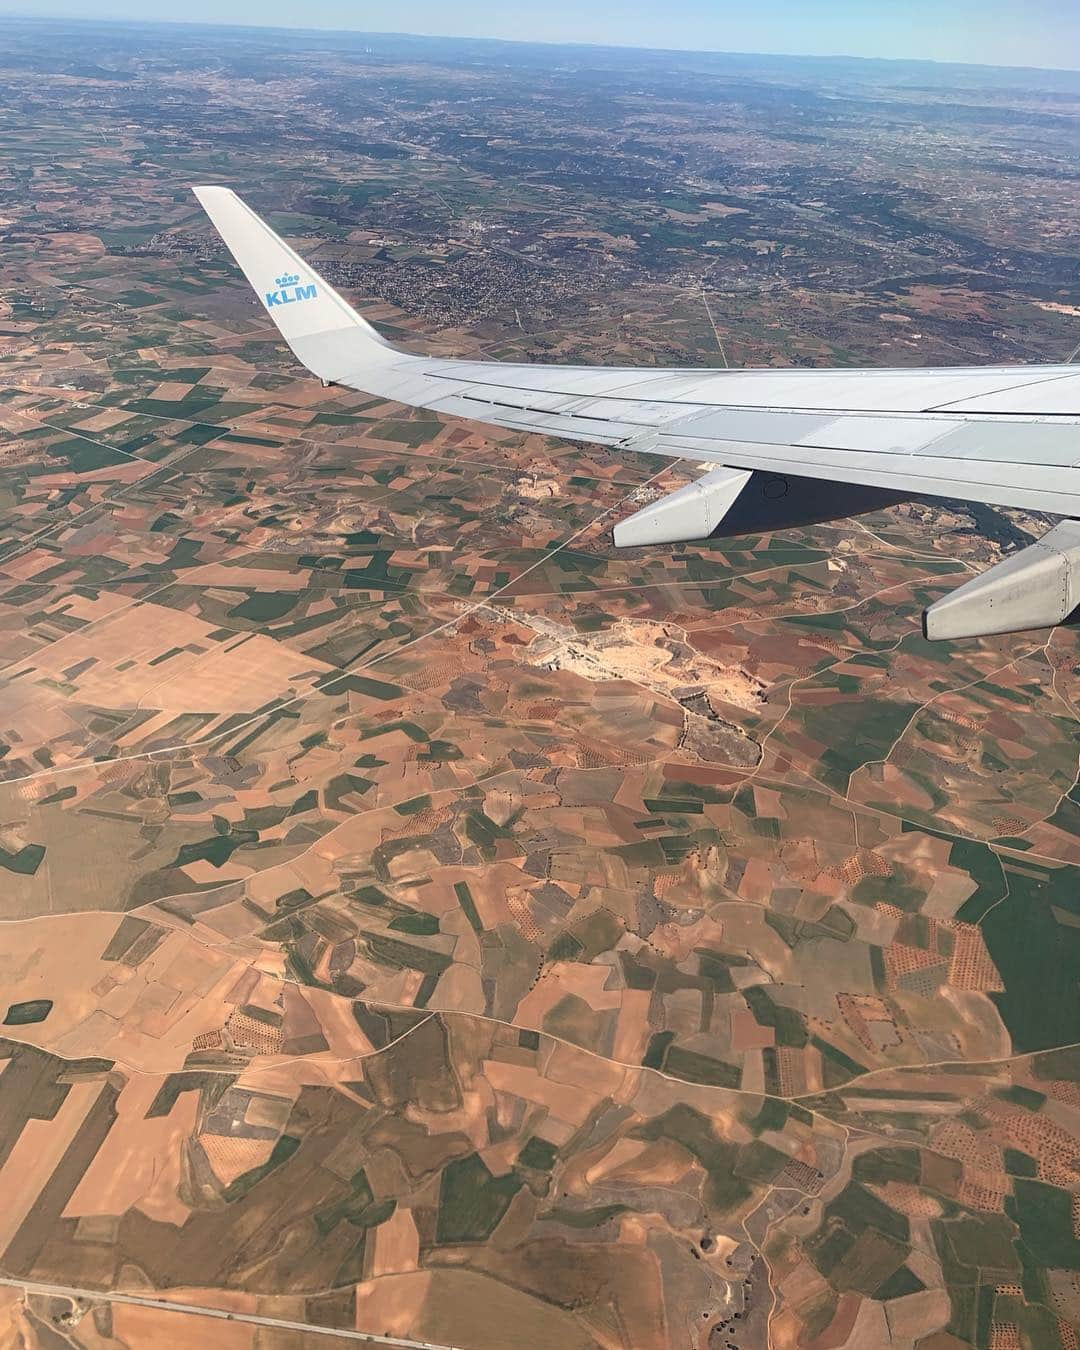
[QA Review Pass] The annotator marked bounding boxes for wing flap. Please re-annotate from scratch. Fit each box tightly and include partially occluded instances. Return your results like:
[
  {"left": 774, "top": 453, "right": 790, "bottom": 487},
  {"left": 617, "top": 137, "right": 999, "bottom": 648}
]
[
  {"left": 662, "top": 429, "right": 1080, "bottom": 516},
  {"left": 669, "top": 407, "right": 1079, "bottom": 466}
]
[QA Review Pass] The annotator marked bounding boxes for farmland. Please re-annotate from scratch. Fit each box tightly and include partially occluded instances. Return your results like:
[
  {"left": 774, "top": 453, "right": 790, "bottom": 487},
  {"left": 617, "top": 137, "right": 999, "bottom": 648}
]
[{"left": 0, "top": 15, "right": 1077, "bottom": 1349}]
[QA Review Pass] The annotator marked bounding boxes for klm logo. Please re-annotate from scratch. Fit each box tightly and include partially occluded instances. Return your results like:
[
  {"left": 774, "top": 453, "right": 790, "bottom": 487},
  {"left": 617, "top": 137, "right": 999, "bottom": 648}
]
[{"left": 265, "top": 272, "right": 318, "bottom": 308}]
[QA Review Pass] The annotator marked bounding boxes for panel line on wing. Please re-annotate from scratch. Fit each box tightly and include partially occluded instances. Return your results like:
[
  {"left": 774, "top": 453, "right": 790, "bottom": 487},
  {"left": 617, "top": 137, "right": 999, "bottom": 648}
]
[{"left": 928, "top": 368, "right": 1080, "bottom": 412}]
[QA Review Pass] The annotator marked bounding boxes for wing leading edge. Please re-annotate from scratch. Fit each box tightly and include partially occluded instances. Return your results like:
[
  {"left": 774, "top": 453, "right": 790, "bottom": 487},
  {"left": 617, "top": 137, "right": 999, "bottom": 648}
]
[{"left": 192, "top": 185, "right": 1080, "bottom": 637}]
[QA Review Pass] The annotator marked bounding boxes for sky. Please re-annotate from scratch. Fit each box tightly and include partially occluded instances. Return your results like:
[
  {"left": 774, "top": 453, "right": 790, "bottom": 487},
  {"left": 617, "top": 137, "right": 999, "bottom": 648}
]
[{"left": 1, "top": 0, "right": 1078, "bottom": 72}]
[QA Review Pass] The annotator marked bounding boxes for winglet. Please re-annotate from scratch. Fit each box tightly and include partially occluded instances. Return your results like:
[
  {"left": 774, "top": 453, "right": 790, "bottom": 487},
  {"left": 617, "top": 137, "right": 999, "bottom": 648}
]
[{"left": 192, "top": 185, "right": 398, "bottom": 384}]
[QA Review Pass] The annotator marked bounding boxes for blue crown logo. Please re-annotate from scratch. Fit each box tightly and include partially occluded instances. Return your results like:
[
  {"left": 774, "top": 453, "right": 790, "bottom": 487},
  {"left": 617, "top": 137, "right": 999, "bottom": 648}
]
[{"left": 265, "top": 272, "right": 317, "bottom": 308}]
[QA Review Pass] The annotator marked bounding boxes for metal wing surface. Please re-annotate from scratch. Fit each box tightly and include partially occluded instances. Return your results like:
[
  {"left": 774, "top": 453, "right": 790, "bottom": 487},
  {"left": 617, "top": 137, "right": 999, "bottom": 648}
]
[{"left": 194, "top": 185, "right": 1080, "bottom": 522}]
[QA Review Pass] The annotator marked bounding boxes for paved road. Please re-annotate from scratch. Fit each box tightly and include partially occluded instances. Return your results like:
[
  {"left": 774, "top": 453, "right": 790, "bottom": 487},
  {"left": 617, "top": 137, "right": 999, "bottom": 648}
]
[{"left": 0, "top": 1276, "right": 461, "bottom": 1349}]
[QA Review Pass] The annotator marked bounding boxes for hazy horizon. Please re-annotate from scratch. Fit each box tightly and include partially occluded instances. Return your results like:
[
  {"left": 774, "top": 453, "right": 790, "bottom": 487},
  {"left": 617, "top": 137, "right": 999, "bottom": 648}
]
[{"left": 0, "top": 0, "right": 1078, "bottom": 74}]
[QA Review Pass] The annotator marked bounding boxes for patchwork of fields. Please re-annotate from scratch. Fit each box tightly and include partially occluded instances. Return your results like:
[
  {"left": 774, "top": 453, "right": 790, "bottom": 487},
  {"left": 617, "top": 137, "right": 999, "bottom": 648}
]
[{"left": 0, "top": 17, "right": 1078, "bottom": 1350}]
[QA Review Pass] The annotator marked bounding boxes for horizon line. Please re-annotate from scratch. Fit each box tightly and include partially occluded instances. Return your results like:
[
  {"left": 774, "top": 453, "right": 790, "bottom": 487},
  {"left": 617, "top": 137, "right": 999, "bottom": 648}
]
[{"left": 1, "top": 10, "right": 1079, "bottom": 79}]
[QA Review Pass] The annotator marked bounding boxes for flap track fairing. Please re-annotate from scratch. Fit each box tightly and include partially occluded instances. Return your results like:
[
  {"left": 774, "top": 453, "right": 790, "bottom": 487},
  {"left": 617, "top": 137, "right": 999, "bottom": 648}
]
[
  {"left": 923, "top": 519, "right": 1080, "bottom": 640},
  {"left": 613, "top": 467, "right": 909, "bottom": 547}
]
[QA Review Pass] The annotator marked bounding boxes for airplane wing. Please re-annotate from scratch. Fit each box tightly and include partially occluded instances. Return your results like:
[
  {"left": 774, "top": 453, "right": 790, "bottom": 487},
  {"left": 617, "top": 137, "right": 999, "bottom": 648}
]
[{"left": 192, "top": 185, "right": 1080, "bottom": 639}]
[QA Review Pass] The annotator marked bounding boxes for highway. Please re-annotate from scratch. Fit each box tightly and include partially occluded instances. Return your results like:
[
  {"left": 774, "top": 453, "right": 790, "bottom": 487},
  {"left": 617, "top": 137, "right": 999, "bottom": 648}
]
[{"left": 0, "top": 1276, "right": 461, "bottom": 1349}]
